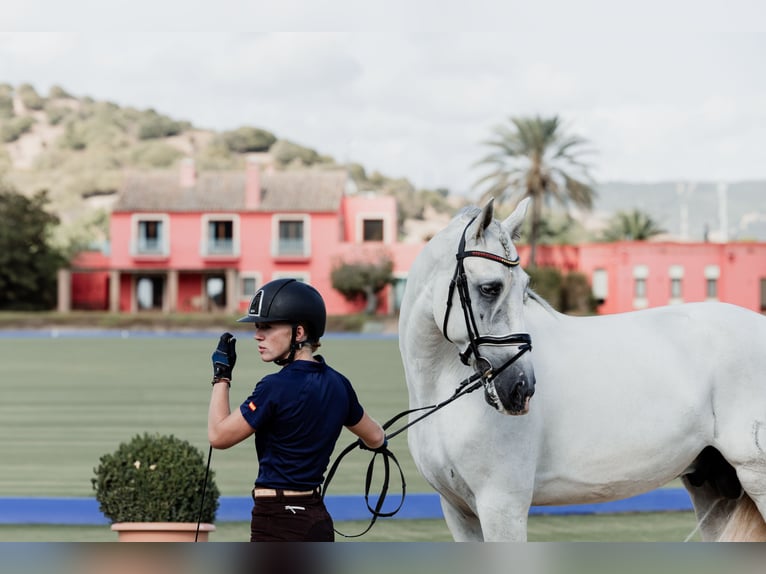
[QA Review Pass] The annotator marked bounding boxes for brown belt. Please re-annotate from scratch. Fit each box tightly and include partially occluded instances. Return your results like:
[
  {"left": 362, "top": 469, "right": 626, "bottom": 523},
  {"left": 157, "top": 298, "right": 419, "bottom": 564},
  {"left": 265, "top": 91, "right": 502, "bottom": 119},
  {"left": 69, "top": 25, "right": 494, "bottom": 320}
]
[{"left": 252, "top": 487, "right": 319, "bottom": 498}]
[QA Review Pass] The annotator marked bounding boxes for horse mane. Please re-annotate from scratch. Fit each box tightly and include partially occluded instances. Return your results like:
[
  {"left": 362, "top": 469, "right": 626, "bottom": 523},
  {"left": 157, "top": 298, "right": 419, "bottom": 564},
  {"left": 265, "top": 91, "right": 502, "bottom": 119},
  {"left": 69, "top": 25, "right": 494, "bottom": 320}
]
[{"left": 455, "top": 205, "right": 482, "bottom": 220}]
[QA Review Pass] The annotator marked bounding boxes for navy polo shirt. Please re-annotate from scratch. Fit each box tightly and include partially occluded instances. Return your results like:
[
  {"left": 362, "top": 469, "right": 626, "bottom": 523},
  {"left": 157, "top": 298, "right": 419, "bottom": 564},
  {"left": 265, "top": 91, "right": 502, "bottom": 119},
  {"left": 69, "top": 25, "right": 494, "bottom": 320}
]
[{"left": 239, "top": 355, "right": 365, "bottom": 490}]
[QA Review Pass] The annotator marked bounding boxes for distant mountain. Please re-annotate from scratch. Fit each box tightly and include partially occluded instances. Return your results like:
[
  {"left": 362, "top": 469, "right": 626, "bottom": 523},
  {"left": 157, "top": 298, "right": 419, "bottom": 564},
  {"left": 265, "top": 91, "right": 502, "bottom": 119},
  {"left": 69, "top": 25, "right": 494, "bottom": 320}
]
[{"left": 591, "top": 180, "right": 766, "bottom": 242}]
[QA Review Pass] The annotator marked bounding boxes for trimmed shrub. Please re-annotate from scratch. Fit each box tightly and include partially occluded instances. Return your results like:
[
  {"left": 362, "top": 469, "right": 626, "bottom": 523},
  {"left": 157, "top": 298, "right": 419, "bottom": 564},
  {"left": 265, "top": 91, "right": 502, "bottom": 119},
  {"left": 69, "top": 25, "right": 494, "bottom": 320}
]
[{"left": 92, "top": 433, "right": 219, "bottom": 523}]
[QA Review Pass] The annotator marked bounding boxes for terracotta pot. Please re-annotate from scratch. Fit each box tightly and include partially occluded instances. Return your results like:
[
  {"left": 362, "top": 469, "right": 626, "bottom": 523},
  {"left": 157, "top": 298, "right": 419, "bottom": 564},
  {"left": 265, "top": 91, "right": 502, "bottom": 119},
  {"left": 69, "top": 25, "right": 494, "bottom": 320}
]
[{"left": 111, "top": 522, "right": 216, "bottom": 542}]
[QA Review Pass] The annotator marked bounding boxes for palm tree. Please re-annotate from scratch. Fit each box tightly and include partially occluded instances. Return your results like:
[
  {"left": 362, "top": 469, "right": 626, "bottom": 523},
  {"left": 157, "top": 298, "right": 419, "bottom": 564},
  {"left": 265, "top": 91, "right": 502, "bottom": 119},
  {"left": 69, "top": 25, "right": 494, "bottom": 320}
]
[
  {"left": 600, "top": 209, "right": 665, "bottom": 241},
  {"left": 474, "top": 115, "right": 596, "bottom": 266}
]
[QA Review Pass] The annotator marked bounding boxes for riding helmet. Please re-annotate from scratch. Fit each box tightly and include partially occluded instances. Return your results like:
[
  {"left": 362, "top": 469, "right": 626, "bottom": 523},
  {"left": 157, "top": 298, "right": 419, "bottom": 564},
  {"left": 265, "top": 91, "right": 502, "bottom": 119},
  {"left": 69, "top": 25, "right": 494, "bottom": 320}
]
[{"left": 238, "top": 278, "right": 326, "bottom": 342}]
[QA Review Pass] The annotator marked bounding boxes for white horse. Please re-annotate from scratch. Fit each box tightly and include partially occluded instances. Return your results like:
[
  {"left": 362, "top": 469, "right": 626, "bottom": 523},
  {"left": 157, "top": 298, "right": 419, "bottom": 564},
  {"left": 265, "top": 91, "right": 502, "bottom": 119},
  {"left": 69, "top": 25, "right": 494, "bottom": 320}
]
[{"left": 398, "top": 198, "right": 766, "bottom": 541}]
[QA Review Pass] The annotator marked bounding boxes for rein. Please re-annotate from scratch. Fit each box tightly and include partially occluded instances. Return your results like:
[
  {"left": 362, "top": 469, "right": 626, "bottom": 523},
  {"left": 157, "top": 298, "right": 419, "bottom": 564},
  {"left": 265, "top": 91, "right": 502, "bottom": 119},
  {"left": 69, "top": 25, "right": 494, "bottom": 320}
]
[
  {"left": 323, "top": 215, "right": 534, "bottom": 537},
  {"left": 322, "top": 370, "right": 484, "bottom": 538}
]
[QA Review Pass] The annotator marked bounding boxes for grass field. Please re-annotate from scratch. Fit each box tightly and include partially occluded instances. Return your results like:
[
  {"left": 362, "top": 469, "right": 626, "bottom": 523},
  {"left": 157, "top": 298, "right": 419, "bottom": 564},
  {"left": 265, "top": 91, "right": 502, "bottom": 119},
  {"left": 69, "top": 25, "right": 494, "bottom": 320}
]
[{"left": 0, "top": 331, "right": 700, "bottom": 542}]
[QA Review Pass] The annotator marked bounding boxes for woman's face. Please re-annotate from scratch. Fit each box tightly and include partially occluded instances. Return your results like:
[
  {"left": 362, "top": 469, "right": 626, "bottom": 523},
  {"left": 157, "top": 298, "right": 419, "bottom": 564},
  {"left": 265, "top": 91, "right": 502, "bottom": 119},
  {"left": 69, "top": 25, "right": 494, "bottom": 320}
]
[{"left": 253, "top": 322, "right": 293, "bottom": 362}]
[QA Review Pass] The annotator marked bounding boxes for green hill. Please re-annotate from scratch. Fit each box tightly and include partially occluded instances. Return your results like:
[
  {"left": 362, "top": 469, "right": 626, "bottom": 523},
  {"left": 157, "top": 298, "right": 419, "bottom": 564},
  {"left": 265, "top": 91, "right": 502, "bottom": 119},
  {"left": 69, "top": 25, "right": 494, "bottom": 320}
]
[{"left": 0, "top": 82, "right": 455, "bottom": 250}]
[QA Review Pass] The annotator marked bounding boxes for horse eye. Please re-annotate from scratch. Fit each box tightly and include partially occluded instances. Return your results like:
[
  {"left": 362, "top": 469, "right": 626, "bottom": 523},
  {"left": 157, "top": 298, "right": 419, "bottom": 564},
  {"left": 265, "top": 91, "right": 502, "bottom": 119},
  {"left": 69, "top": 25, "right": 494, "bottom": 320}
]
[{"left": 479, "top": 282, "right": 503, "bottom": 297}]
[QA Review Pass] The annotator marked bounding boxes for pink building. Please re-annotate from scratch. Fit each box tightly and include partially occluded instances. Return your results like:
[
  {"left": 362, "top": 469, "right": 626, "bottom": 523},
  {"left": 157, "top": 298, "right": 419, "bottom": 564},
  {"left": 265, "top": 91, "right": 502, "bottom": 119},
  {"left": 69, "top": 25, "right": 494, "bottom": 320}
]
[
  {"left": 520, "top": 241, "right": 766, "bottom": 315},
  {"left": 60, "top": 167, "right": 766, "bottom": 319},
  {"left": 60, "top": 159, "right": 423, "bottom": 316}
]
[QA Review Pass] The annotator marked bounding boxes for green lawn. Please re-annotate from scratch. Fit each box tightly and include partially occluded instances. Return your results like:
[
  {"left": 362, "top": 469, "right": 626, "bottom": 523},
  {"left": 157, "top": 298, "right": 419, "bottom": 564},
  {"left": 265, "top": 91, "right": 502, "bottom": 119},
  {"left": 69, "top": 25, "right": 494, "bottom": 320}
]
[
  {"left": 0, "top": 335, "right": 428, "bottom": 497},
  {"left": 0, "top": 332, "right": 700, "bottom": 542}
]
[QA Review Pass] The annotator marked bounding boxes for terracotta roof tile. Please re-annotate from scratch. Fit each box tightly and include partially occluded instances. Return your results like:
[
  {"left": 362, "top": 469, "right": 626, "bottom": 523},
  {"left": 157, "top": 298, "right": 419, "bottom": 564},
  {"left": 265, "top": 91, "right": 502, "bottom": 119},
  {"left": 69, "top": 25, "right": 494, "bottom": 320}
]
[{"left": 114, "top": 169, "right": 348, "bottom": 213}]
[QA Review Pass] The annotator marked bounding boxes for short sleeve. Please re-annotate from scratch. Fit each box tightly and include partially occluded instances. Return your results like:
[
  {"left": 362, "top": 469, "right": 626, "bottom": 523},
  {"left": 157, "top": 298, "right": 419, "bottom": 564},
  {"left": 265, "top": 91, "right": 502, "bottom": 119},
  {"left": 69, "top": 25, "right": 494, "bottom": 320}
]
[
  {"left": 239, "top": 380, "right": 274, "bottom": 430},
  {"left": 343, "top": 379, "right": 365, "bottom": 427}
]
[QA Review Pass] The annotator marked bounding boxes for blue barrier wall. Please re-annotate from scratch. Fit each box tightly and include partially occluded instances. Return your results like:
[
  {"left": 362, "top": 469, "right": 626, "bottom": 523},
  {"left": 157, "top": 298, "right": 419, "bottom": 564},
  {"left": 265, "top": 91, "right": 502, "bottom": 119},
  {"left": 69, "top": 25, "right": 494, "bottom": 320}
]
[{"left": 0, "top": 490, "right": 692, "bottom": 525}]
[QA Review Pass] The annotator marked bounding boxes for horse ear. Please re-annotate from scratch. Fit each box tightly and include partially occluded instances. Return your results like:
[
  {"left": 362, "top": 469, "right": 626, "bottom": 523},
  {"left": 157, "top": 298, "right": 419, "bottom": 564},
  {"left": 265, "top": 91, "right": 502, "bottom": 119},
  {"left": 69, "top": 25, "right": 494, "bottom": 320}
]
[
  {"left": 472, "top": 198, "right": 495, "bottom": 241},
  {"left": 502, "top": 197, "right": 530, "bottom": 241}
]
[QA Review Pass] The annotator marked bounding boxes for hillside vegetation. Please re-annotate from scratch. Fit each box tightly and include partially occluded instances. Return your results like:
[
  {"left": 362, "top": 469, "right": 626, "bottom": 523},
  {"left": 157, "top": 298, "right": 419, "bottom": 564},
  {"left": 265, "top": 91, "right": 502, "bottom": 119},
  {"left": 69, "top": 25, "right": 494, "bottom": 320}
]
[{"left": 0, "top": 83, "right": 456, "bottom": 250}]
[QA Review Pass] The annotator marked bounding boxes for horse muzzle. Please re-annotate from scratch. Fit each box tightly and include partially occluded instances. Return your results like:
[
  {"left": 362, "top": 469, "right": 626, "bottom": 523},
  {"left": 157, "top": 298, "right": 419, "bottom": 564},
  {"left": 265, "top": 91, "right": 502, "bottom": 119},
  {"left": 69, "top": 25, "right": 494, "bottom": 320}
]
[{"left": 482, "top": 362, "right": 536, "bottom": 415}]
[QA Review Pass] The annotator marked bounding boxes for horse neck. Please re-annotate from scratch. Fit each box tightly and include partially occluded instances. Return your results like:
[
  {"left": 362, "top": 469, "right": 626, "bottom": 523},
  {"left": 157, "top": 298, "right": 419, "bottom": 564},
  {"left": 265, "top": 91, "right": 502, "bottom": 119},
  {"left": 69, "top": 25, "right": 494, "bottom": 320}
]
[{"left": 399, "top": 242, "right": 466, "bottom": 405}]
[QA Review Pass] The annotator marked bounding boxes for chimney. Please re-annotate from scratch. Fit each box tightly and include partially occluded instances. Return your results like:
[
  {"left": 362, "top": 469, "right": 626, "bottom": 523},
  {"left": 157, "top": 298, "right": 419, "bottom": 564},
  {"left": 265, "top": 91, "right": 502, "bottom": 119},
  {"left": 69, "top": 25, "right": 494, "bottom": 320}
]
[
  {"left": 245, "top": 156, "right": 262, "bottom": 209},
  {"left": 179, "top": 157, "right": 196, "bottom": 188}
]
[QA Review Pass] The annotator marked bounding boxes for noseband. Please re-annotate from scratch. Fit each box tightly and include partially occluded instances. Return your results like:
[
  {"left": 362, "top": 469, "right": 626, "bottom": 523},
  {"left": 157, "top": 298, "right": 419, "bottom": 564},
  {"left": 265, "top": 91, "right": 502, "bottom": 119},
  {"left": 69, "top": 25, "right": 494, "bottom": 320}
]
[{"left": 441, "top": 217, "right": 532, "bottom": 381}]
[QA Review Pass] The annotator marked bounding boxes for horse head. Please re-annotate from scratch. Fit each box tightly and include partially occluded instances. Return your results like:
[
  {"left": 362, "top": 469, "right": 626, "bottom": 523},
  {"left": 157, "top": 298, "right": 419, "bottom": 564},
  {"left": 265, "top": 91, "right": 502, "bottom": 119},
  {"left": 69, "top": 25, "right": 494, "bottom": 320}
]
[{"left": 437, "top": 198, "right": 536, "bottom": 415}]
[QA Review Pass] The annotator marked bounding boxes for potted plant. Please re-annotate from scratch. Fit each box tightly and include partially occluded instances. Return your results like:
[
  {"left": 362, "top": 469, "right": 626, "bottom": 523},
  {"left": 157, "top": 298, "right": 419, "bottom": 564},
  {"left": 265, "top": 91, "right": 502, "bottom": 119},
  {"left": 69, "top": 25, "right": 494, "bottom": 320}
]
[{"left": 92, "top": 432, "right": 220, "bottom": 542}]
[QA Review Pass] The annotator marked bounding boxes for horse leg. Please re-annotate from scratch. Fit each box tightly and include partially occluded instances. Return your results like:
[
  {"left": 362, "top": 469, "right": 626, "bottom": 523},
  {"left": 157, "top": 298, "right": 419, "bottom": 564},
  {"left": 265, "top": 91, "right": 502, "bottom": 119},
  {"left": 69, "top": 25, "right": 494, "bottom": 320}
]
[
  {"left": 474, "top": 489, "right": 530, "bottom": 542},
  {"left": 439, "top": 496, "right": 484, "bottom": 541}
]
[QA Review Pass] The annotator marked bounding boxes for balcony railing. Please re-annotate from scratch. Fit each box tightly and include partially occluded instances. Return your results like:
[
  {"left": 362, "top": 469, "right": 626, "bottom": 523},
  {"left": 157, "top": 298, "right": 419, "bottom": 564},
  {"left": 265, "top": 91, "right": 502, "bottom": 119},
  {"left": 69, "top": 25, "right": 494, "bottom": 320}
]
[
  {"left": 207, "top": 238, "right": 235, "bottom": 256},
  {"left": 136, "top": 237, "right": 165, "bottom": 255},
  {"left": 276, "top": 238, "right": 307, "bottom": 257}
]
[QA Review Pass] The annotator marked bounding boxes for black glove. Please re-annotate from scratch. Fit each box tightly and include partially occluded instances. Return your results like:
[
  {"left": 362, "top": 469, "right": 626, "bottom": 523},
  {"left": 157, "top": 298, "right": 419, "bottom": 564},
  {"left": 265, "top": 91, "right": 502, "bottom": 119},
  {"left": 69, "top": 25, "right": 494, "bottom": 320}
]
[
  {"left": 212, "top": 332, "right": 237, "bottom": 381},
  {"left": 357, "top": 437, "right": 388, "bottom": 453}
]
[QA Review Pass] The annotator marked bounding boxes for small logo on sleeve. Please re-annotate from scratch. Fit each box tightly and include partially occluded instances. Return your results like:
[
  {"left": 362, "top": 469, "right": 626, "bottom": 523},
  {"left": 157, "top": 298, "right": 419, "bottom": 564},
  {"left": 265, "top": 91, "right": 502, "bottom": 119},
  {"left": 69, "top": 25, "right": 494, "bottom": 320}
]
[{"left": 248, "top": 401, "right": 257, "bottom": 411}]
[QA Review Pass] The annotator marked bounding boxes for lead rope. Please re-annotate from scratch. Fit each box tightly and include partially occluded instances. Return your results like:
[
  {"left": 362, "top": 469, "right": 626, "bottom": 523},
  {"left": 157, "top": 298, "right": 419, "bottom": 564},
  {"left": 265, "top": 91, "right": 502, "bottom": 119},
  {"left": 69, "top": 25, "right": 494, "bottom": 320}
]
[
  {"left": 323, "top": 371, "right": 484, "bottom": 538},
  {"left": 195, "top": 444, "right": 214, "bottom": 542}
]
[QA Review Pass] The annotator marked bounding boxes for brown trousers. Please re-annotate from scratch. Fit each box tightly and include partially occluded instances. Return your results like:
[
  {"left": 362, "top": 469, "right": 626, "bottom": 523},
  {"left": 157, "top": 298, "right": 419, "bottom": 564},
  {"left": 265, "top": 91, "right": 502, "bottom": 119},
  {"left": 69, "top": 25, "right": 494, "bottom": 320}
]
[{"left": 250, "top": 490, "right": 334, "bottom": 542}]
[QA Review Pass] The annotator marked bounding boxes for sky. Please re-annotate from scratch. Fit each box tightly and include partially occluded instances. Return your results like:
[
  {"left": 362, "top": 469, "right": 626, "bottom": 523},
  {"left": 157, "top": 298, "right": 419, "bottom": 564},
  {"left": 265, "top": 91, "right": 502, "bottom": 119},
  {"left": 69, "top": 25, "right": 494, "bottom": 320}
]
[{"left": 1, "top": 0, "right": 765, "bottom": 196}]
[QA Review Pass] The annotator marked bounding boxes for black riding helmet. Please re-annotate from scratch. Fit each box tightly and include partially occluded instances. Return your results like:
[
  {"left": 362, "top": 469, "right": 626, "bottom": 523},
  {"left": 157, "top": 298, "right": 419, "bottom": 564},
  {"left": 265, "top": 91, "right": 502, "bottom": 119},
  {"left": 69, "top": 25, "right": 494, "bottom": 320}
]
[{"left": 238, "top": 278, "right": 327, "bottom": 363}]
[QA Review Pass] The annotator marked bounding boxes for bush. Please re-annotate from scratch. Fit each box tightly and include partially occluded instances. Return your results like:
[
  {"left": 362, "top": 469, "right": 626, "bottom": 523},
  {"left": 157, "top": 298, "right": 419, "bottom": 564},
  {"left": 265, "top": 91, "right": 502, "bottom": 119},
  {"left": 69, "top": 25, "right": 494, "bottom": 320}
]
[
  {"left": 131, "top": 141, "right": 184, "bottom": 168},
  {"left": 48, "top": 85, "right": 74, "bottom": 99},
  {"left": 527, "top": 266, "right": 597, "bottom": 315},
  {"left": 527, "top": 266, "right": 564, "bottom": 309},
  {"left": 17, "top": 83, "right": 45, "bottom": 111},
  {"left": 221, "top": 126, "right": 276, "bottom": 153},
  {"left": 0, "top": 84, "right": 13, "bottom": 119},
  {"left": 270, "top": 139, "right": 321, "bottom": 166},
  {"left": 91, "top": 433, "right": 220, "bottom": 523},
  {"left": 0, "top": 116, "right": 35, "bottom": 143},
  {"left": 137, "top": 110, "right": 191, "bottom": 140}
]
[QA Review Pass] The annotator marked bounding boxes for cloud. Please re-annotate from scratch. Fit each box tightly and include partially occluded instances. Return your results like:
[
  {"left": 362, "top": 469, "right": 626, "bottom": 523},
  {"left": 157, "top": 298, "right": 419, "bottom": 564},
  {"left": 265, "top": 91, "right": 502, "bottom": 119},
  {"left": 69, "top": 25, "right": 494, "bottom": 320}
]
[{"left": 0, "top": 5, "right": 765, "bottom": 195}]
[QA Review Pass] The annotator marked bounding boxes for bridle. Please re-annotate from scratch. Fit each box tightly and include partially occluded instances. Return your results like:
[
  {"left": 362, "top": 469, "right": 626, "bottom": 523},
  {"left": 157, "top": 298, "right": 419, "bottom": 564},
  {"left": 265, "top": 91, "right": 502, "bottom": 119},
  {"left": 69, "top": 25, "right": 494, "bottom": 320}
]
[{"left": 441, "top": 217, "right": 532, "bottom": 383}]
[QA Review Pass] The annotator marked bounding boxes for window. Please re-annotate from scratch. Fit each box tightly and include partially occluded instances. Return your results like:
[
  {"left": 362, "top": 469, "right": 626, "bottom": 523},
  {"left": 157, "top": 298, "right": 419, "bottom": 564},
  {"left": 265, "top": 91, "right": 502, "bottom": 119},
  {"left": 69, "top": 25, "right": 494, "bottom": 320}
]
[
  {"left": 705, "top": 265, "right": 720, "bottom": 301},
  {"left": 133, "top": 214, "right": 169, "bottom": 257},
  {"left": 706, "top": 279, "right": 718, "bottom": 299},
  {"left": 592, "top": 269, "right": 608, "bottom": 303},
  {"left": 363, "top": 219, "right": 385, "bottom": 242},
  {"left": 634, "top": 278, "right": 647, "bottom": 298},
  {"left": 208, "top": 220, "right": 233, "bottom": 254},
  {"left": 273, "top": 215, "right": 310, "bottom": 257},
  {"left": 669, "top": 265, "right": 684, "bottom": 304},
  {"left": 670, "top": 278, "right": 683, "bottom": 299},
  {"left": 633, "top": 265, "right": 648, "bottom": 309},
  {"left": 202, "top": 215, "right": 238, "bottom": 257},
  {"left": 138, "top": 221, "right": 163, "bottom": 254},
  {"left": 356, "top": 213, "right": 391, "bottom": 243}
]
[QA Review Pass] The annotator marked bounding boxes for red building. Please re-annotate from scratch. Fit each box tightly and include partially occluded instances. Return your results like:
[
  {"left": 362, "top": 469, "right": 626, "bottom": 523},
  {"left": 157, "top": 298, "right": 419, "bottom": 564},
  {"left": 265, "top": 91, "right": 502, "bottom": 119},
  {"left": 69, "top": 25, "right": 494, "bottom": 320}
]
[
  {"left": 524, "top": 241, "right": 766, "bottom": 315},
  {"left": 60, "top": 164, "right": 766, "bottom": 318},
  {"left": 59, "top": 158, "right": 423, "bottom": 316}
]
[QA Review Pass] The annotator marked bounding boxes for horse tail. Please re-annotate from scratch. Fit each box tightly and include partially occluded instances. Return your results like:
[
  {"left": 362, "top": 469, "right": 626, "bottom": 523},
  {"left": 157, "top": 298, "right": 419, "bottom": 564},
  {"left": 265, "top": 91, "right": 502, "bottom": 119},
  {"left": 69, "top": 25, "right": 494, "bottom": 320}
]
[{"left": 717, "top": 493, "right": 766, "bottom": 542}]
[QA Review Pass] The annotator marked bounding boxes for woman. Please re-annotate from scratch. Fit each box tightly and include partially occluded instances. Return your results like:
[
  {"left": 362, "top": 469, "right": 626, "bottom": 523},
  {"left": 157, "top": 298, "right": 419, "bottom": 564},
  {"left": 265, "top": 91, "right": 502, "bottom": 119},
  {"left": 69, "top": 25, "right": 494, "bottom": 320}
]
[{"left": 207, "top": 278, "right": 386, "bottom": 542}]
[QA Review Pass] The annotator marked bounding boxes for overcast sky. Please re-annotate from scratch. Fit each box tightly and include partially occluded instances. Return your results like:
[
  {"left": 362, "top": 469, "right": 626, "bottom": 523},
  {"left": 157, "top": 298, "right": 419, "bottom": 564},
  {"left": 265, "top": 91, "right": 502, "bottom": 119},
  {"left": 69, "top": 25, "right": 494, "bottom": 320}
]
[{"left": 2, "top": 0, "right": 765, "bottom": 195}]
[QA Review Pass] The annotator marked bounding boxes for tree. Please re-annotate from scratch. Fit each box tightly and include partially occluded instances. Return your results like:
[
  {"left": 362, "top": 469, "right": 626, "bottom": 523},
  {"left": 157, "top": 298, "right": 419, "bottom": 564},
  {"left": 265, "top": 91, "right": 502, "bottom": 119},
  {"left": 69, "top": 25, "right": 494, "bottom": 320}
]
[
  {"left": 600, "top": 209, "right": 665, "bottom": 241},
  {"left": 474, "top": 115, "right": 596, "bottom": 267},
  {"left": 331, "top": 252, "right": 394, "bottom": 315},
  {"left": 0, "top": 183, "right": 67, "bottom": 309}
]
